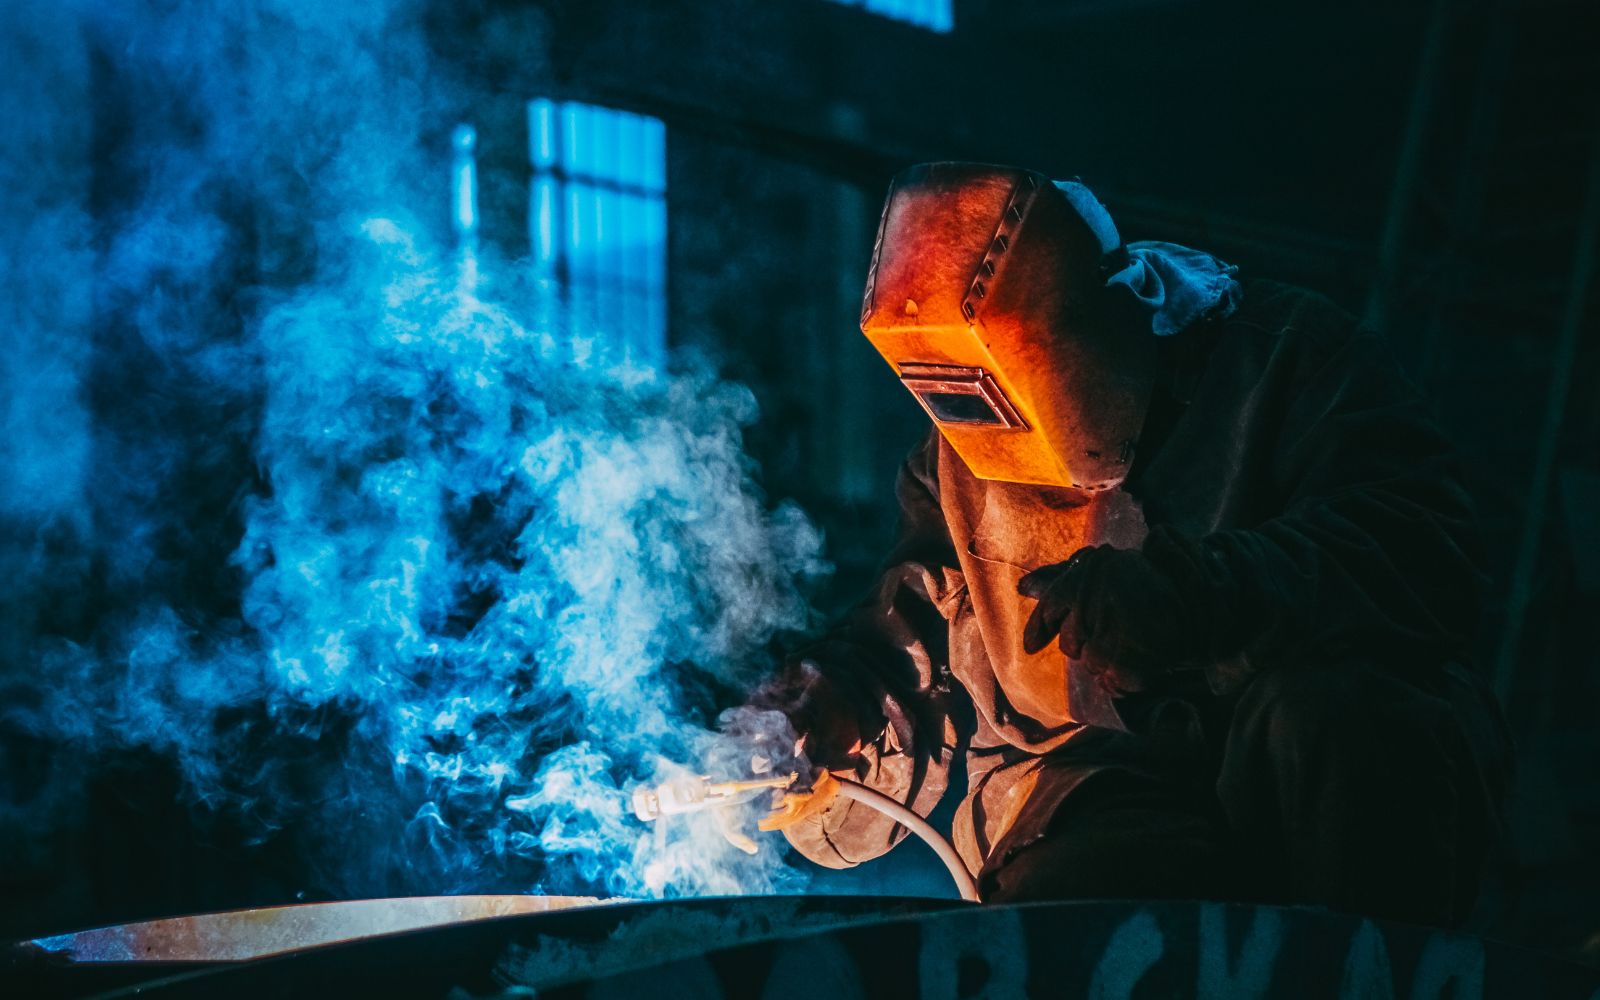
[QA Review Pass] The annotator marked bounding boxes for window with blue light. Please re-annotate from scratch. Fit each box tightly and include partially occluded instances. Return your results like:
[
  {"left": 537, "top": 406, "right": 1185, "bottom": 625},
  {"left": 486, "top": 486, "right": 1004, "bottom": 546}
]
[
  {"left": 826, "top": 0, "right": 953, "bottom": 32},
  {"left": 528, "top": 99, "right": 668, "bottom": 366}
]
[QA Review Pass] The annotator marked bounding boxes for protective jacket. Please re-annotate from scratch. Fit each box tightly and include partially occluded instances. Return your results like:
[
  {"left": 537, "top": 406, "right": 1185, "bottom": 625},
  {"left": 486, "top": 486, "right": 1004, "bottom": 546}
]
[{"left": 781, "top": 278, "right": 1486, "bottom": 879}]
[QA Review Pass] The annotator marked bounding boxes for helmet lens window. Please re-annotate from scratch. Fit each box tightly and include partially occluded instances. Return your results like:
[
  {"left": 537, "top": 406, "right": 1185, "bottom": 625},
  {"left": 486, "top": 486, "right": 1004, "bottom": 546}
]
[
  {"left": 920, "top": 391, "right": 1007, "bottom": 425},
  {"left": 898, "top": 363, "right": 1027, "bottom": 431}
]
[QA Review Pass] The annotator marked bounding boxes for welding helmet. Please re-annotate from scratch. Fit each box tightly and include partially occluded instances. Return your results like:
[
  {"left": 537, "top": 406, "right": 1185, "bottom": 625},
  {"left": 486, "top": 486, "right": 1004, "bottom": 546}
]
[{"left": 860, "top": 162, "right": 1156, "bottom": 490}]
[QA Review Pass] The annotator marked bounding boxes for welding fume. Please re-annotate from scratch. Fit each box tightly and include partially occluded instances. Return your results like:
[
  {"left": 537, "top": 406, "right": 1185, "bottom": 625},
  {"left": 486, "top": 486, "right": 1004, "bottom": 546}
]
[{"left": 642, "top": 162, "right": 1510, "bottom": 925}]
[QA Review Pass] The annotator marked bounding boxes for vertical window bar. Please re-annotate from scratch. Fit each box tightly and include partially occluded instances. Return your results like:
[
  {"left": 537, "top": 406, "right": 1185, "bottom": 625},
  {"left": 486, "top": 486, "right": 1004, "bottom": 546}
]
[
  {"left": 650, "top": 114, "right": 666, "bottom": 360},
  {"left": 566, "top": 181, "right": 584, "bottom": 328},
  {"left": 529, "top": 98, "right": 556, "bottom": 169},
  {"left": 532, "top": 179, "right": 555, "bottom": 269},
  {"left": 617, "top": 111, "right": 638, "bottom": 190},
  {"left": 645, "top": 189, "right": 665, "bottom": 361},
  {"left": 627, "top": 194, "right": 642, "bottom": 360},
  {"left": 561, "top": 104, "right": 581, "bottom": 176},
  {"left": 451, "top": 124, "right": 479, "bottom": 250}
]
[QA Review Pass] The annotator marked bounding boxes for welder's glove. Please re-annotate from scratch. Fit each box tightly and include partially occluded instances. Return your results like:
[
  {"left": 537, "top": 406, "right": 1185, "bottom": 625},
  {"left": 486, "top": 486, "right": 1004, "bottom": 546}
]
[
  {"left": 743, "top": 653, "right": 879, "bottom": 778},
  {"left": 1018, "top": 527, "right": 1218, "bottom": 697},
  {"left": 758, "top": 769, "right": 842, "bottom": 833}
]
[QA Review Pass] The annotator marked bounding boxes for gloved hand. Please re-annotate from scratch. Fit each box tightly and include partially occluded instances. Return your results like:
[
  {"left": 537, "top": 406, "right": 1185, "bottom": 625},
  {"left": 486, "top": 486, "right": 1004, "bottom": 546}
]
[
  {"left": 1017, "top": 527, "right": 1216, "bottom": 697},
  {"left": 716, "top": 660, "right": 870, "bottom": 847},
  {"left": 792, "top": 675, "right": 875, "bottom": 777},
  {"left": 741, "top": 652, "right": 880, "bottom": 777},
  {"left": 758, "top": 769, "right": 842, "bottom": 832}
]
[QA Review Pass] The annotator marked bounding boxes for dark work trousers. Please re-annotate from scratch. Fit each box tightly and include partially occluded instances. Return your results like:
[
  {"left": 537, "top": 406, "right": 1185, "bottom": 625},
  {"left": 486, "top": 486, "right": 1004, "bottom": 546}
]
[{"left": 978, "top": 660, "right": 1511, "bottom": 928}]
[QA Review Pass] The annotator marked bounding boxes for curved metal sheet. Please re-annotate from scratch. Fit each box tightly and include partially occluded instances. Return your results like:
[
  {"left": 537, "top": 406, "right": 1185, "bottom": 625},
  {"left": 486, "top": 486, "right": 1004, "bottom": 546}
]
[{"left": 26, "top": 894, "right": 617, "bottom": 963}]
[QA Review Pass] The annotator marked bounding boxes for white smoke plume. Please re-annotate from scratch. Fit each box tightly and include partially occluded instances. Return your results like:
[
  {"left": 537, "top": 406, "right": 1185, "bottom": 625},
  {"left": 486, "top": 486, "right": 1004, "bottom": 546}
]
[{"left": 0, "top": 0, "right": 829, "bottom": 904}]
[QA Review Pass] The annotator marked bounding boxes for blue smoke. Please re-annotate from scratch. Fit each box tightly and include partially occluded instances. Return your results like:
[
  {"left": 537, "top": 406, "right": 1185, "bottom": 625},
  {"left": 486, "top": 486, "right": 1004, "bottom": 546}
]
[{"left": 0, "top": 0, "right": 826, "bottom": 901}]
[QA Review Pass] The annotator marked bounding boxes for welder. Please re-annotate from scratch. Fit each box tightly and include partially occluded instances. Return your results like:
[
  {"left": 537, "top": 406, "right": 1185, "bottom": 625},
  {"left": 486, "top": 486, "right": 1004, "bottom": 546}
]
[{"left": 751, "top": 162, "right": 1510, "bottom": 926}]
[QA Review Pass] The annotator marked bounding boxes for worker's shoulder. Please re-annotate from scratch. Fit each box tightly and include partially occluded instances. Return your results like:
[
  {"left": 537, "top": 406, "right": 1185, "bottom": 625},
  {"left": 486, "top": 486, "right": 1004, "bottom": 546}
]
[{"left": 1220, "top": 278, "right": 1371, "bottom": 361}]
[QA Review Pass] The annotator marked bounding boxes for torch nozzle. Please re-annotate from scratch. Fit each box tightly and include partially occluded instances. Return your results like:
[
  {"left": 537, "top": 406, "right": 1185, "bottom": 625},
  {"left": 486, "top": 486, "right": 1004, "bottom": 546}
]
[{"left": 630, "top": 772, "right": 797, "bottom": 822}]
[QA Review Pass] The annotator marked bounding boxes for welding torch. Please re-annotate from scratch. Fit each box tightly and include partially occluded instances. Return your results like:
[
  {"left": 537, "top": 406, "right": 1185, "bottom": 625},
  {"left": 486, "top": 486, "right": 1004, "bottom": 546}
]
[
  {"left": 631, "top": 774, "right": 797, "bottom": 826},
  {"left": 631, "top": 771, "right": 981, "bottom": 902}
]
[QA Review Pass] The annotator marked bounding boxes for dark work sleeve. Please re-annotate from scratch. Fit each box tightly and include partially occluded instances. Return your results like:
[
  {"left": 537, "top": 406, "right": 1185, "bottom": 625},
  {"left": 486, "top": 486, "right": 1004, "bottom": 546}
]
[
  {"left": 1196, "top": 325, "right": 1486, "bottom": 688},
  {"left": 770, "top": 431, "right": 970, "bottom": 869}
]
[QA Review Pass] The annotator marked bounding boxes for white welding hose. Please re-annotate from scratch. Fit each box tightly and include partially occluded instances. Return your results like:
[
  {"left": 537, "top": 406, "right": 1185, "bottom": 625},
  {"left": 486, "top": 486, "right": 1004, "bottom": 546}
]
[{"left": 834, "top": 778, "right": 980, "bottom": 903}]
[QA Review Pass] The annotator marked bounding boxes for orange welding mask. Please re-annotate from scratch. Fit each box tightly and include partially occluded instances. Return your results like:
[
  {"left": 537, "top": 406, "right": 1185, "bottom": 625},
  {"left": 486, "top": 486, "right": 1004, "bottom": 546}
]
[{"left": 860, "top": 163, "right": 1156, "bottom": 490}]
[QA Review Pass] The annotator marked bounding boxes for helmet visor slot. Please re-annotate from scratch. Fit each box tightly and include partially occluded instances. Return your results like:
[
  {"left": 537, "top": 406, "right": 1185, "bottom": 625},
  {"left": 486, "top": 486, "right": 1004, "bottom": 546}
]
[{"left": 898, "top": 363, "right": 1027, "bottom": 430}]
